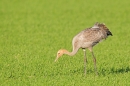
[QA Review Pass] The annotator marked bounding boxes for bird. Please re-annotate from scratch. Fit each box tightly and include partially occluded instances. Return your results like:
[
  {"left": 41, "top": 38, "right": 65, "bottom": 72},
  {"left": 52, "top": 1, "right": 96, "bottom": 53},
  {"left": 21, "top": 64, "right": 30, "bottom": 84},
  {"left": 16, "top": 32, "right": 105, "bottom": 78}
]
[{"left": 54, "top": 22, "right": 112, "bottom": 75}]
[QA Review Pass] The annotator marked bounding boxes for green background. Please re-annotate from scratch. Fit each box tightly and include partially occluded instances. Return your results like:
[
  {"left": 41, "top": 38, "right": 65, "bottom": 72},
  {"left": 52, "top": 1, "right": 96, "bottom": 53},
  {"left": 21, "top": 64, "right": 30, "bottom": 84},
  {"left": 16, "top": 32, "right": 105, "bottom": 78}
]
[{"left": 0, "top": 0, "right": 130, "bottom": 86}]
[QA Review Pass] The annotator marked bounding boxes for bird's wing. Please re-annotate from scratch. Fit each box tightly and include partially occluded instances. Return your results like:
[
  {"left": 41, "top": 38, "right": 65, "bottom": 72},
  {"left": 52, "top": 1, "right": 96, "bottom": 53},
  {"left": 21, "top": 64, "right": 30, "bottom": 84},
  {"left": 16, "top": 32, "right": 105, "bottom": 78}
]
[
  {"left": 91, "top": 23, "right": 100, "bottom": 30},
  {"left": 81, "top": 27, "right": 103, "bottom": 42},
  {"left": 91, "top": 25, "right": 100, "bottom": 30}
]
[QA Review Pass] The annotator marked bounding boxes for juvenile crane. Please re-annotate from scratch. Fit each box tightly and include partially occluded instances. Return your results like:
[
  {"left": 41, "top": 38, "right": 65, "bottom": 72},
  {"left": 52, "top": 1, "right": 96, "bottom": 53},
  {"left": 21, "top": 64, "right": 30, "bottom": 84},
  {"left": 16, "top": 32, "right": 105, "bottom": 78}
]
[{"left": 55, "top": 22, "right": 112, "bottom": 75}]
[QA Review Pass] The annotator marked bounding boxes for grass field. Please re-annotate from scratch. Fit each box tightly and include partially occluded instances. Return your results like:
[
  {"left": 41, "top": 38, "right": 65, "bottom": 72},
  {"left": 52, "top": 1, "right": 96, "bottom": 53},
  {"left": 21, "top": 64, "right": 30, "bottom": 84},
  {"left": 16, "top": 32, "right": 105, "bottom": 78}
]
[{"left": 0, "top": 0, "right": 130, "bottom": 86}]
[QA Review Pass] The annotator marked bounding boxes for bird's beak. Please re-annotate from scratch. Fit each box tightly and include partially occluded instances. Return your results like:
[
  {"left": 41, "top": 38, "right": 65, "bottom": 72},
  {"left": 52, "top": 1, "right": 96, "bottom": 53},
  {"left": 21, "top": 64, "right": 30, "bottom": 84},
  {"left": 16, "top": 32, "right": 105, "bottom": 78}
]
[
  {"left": 54, "top": 58, "right": 57, "bottom": 62},
  {"left": 54, "top": 56, "right": 58, "bottom": 62}
]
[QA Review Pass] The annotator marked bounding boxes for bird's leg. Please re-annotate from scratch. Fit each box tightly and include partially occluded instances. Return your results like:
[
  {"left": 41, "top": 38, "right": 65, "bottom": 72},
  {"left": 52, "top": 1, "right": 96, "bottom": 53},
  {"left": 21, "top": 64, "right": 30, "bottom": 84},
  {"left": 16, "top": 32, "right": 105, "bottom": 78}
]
[
  {"left": 91, "top": 51, "right": 98, "bottom": 75},
  {"left": 88, "top": 47, "right": 98, "bottom": 75},
  {"left": 83, "top": 49, "right": 87, "bottom": 76}
]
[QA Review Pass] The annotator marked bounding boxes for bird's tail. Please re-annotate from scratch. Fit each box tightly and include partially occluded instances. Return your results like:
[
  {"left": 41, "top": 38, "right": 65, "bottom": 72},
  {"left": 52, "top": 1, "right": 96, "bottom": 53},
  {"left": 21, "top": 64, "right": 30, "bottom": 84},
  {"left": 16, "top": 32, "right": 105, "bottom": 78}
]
[{"left": 107, "top": 30, "right": 113, "bottom": 36}]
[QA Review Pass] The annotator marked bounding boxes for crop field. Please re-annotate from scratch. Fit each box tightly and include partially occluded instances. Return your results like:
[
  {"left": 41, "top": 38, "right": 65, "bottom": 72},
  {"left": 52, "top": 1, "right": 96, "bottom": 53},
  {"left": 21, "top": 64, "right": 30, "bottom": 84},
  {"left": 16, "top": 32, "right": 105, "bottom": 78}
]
[{"left": 0, "top": 0, "right": 130, "bottom": 86}]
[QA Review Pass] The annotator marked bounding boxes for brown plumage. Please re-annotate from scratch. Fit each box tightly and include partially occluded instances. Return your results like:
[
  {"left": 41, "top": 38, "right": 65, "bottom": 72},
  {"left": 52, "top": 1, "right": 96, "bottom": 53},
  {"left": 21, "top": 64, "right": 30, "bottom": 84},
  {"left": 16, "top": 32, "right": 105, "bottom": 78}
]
[{"left": 55, "top": 22, "right": 112, "bottom": 75}]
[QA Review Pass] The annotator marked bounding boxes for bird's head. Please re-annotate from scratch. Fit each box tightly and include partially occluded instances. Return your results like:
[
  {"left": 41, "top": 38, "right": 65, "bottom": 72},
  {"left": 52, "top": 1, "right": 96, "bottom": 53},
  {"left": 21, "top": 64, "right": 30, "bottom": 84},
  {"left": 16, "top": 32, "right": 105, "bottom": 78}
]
[{"left": 54, "top": 49, "right": 66, "bottom": 62}]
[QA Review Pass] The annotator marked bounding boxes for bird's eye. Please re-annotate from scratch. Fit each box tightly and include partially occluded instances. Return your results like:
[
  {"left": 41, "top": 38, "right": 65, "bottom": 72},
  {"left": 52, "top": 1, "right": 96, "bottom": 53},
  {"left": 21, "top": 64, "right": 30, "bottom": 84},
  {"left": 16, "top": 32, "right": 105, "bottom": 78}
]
[{"left": 58, "top": 53, "right": 60, "bottom": 55}]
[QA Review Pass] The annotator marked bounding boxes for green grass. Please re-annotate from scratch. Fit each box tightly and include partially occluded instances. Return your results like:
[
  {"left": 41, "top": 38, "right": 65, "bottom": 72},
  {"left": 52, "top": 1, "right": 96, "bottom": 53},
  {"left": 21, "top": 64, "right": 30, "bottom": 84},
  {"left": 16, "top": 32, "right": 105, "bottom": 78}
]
[{"left": 0, "top": 0, "right": 130, "bottom": 86}]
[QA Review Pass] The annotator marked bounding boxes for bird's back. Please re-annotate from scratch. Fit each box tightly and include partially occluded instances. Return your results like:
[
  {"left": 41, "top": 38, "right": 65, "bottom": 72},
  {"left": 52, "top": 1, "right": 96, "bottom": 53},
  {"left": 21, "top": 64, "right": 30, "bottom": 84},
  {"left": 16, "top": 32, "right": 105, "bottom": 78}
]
[{"left": 72, "top": 23, "right": 112, "bottom": 49}]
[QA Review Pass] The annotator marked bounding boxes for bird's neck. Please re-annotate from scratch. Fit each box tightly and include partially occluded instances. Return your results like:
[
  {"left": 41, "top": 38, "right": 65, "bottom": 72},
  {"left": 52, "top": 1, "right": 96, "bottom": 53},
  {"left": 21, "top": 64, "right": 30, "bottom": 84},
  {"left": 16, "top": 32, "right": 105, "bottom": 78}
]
[{"left": 63, "top": 49, "right": 78, "bottom": 56}]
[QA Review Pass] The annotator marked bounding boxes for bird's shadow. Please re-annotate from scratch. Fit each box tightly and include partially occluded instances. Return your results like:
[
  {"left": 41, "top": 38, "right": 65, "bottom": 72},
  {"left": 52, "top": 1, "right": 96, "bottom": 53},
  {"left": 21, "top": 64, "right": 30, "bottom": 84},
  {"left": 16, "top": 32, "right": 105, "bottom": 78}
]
[
  {"left": 69, "top": 66, "right": 130, "bottom": 76},
  {"left": 48, "top": 66, "right": 130, "bottom": 77},
  {"left": 100, "top": 66, "right": 130, "bottom": 75}
]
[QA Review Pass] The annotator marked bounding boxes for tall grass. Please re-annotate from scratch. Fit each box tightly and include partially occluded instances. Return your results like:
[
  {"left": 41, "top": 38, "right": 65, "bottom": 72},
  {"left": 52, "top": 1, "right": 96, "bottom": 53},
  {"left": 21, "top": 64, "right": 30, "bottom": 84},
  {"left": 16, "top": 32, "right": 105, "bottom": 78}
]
[{"left": 0, "top": 0, "right": 130, "bottom": 85}]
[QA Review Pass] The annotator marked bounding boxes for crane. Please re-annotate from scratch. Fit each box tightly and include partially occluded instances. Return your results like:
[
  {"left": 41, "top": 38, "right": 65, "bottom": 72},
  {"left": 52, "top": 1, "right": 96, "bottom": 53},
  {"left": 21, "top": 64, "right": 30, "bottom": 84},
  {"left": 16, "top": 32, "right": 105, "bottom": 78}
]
[{"left": 55, "top": 22, "right": 112, "bottom": 75}]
